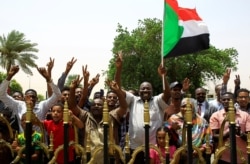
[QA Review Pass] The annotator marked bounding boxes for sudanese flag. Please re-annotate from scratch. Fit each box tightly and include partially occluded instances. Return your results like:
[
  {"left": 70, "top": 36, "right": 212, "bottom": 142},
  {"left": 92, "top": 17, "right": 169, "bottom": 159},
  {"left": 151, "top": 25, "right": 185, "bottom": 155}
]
[{"left": 162, "top": 0, "right": 209, "bottom": 58}]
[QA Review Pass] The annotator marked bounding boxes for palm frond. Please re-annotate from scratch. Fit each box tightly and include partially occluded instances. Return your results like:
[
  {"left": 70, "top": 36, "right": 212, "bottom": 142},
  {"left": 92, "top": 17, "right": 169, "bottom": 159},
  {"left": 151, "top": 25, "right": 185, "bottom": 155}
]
[{"left": 0, "top": 30, "right": 39, "bottom": 73}]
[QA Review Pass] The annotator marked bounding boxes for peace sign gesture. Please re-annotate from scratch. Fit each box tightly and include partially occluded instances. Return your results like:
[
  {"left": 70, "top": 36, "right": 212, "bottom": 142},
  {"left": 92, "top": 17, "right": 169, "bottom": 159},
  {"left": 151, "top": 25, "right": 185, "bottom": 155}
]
[{"left": 234, "top": 74, "right": 240, "bottom": 87}]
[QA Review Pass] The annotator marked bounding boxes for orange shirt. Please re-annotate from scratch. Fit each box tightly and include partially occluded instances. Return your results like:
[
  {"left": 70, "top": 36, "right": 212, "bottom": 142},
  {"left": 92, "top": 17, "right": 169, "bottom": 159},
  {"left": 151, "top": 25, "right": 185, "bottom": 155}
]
[{"left": 209, "top": 108, "right": 250, "bottom": 134}]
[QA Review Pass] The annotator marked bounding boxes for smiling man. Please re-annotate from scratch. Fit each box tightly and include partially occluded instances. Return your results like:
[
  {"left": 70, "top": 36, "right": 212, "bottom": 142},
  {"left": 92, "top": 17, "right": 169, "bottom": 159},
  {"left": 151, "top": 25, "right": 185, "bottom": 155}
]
[
  {"left": 123, "top": 63, "right": 171, "bottom": 163},
  {"left": 235, "top": 88, "right": 250, "bottom": 114}
]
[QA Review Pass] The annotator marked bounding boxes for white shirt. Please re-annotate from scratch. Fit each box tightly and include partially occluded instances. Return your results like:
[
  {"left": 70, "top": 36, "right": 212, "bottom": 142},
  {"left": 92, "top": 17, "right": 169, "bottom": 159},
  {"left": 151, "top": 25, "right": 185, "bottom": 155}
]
[
  {"left": 0, "top": 79, "right": 61, "bottom": 132},
  {"left": 209, "top": 99, "right": 223, "bottom": 111},
  {"left": 125, "top": 91, "right": 168, "bottom": 149}
]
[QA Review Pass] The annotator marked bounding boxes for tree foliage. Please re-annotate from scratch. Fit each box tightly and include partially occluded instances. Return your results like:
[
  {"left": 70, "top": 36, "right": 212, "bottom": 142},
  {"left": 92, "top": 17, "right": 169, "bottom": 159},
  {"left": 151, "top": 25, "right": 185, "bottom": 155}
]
[
  {"left": 65, "top": 74, "right": 82, "bottom": 87},
  {"left": 107, "top": 18, "right": 238, "bottom": 96},
  {"left": 0, "top": 30, "right": 38, "bottom": 75},
  {"left": 9, "top": 79, "right": 23, "bottom": 94},
  {"left": 0, "top": 72, "right": 23, "bottom": 94},
  {"left": 37, "top": 94, "right": 45, "bottom": 102}
]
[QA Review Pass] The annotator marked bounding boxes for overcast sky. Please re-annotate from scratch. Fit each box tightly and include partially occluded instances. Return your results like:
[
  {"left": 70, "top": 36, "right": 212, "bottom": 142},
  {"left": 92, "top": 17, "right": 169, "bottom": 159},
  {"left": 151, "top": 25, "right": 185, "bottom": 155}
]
[{"left": 1, "top": 0, "right": 249, "bottom": 96}]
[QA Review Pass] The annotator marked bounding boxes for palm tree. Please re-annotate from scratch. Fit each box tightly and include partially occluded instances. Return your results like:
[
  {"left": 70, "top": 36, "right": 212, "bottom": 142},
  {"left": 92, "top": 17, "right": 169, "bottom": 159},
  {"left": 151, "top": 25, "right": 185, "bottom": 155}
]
[{"left": 0, "top": 30, "right": 38, "bottom": 75}]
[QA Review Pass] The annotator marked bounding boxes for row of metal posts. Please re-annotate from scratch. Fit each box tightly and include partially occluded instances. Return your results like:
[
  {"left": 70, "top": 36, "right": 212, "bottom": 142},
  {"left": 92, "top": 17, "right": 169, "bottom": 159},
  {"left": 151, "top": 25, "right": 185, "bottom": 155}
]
[{"left": 22, "top": 98, "right": 250, "bottom": 164}]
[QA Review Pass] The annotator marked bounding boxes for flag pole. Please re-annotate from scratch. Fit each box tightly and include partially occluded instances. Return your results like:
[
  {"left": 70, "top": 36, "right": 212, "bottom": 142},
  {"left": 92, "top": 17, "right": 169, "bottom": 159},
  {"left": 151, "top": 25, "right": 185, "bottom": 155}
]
[{"left": 161, "top": 0, "right": 165, "bottom": 91}]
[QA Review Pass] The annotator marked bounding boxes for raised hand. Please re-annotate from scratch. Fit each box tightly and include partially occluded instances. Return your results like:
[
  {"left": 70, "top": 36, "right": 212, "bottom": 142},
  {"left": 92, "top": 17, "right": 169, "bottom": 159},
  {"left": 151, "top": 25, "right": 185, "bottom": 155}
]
[
  {"left": 89, "top": 73, "right": 100, "bottom": 87},
  {"left": 158, "top": 63, "right": 167, "bottom": 76},
  {"left": 223, "top": 68, "right": 231, "bottom": 84},
  {"left": 82, "top": 65, "right": 90, "bottom": 85},
  {"left": 46, "top": 57, "right": 54, "bottom": 77},
  {"left": 7, "top": 65, "right": 19, "bottom": 80},
  {"left": 76, "top": 65, "right": 90, "bottom": 108},
  {"left": 106, "top": 79, "right": 119, "bottom": 92},
  {"left": 115, "top": 51, "right": 123, "bottom": 69},
  {"left": 70, "top": 75, "right": 83, "bottom": 89},
  {"left": 36, "top": 66, "right": 51, "bottom": 82},
  {"left": 65, "top": 57, "right": 77, "bottom": 74},
  {"left": 234, "top": 74, "right": 240, "bottom": 87}
]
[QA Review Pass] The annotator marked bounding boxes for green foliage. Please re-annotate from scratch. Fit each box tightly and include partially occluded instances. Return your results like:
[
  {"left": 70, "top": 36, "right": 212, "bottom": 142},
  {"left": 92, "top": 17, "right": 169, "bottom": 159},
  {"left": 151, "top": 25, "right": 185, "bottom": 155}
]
[
  {"left": 65, "top": 74, "right": 82, "bottom": 87},
  {"left": 0, "top": 72, "right": 23, "bottom": 94},
  {"left": 0, "top": 30, "right": 39, "bottom": 75},
  {"left": 0, "top": 72, "right": 6, "bottom": 83},
  {"left": 165, "top": 46, "right": 238, "bottom": 95},
  {"left": 10, "top": 79, "right": 23, "bottom": 94},
  {"left": 107, "top": 18, "right": 238, "bottom": 96},
  {"left": 37, "top": 94, "right": 45, "bottom": 102}
]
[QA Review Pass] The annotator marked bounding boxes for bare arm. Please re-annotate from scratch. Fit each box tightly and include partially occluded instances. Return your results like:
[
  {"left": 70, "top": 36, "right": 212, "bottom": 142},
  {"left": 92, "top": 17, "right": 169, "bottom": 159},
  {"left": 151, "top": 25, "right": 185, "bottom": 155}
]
[
  {"left": 88, "top": 73, "right": 100, "bottom": 98},
  {"left": 113, "top": 52, "right": 127, "bottom": 98},
  {"left": 114, "top": 51, "right": 123, "bottom": 88},
  {"left": 46, "top": 57, "right": 54, "bottom": 97},
  {"left": 68, "top": 75, "right": 83, "bottom": 117},
  {"left": 78, "top": 65, "right": 90, "bottom": 108},
  {"left": 106, "top": 80, "right": 127, "bottom": 118},
  {"left": 222, "top": 68, "right": 231, "bottom": 86},
  {"left": 158, "top": 63, "right": 171, "bottom": 104},
  {"left": 221, "top": 68, "right": 231, "bottom": 97},
  {"left": 69, "top": 110, "right": 84, "bottom": 128}
]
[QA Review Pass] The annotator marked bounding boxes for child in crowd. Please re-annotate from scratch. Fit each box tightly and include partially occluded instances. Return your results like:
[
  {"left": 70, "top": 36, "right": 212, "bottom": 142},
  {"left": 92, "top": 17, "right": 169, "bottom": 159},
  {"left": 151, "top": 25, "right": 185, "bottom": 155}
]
[
  {"left": 43, "top": 102, "right": 83, "bottom": 164},
  {"left": 149, "top": 126, "right": 177, "bottom": 164},
  {"left": 11, "top": 113, "right": 42, "bottom": 164}
]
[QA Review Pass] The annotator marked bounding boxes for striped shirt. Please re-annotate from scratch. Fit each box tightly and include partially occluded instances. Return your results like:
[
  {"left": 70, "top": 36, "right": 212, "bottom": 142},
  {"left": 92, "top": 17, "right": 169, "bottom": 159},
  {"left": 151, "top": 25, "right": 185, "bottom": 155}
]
[{"left": 168, "top": 112, "right": 211, "bottom": 148}]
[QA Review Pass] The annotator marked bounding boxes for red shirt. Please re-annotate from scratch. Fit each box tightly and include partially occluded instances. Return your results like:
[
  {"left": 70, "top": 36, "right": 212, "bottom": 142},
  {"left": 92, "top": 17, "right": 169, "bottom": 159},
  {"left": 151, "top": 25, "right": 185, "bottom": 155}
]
[{"left": 44, "top": 120, "right": 75, "bottom": 164}]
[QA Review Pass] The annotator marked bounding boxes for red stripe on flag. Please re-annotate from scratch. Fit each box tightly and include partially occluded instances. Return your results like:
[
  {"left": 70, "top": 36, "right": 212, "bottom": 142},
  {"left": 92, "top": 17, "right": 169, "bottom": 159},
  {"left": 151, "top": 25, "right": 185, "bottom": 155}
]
[
  {"left": 166, "top": 0, "right": 202, "bottom": 21},
  {"left": 179, "top": 8, "right": 202, "bottom": 21},
  {"left": 166, "top": 0, "right": 178, "bottom": 12}
]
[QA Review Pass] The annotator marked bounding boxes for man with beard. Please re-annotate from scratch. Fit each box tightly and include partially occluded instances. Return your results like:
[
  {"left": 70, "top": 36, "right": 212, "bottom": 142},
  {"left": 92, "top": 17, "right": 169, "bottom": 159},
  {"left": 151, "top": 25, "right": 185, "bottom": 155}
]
[
  {"left": 75, "top": 87, "right": 83, "bottom": 104},
  {"left": 106, "top": 90, "right": 119, "bottom": 112},
  {"left": 68, "top": 66, "right": 127, "bottom": 163}
]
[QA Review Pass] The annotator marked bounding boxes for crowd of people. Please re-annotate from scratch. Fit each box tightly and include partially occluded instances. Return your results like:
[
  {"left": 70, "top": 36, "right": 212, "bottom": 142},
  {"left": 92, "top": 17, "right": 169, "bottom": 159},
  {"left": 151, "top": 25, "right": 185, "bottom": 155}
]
[{"left": 0, "top": 55, "right": 249, "bottom": 164}]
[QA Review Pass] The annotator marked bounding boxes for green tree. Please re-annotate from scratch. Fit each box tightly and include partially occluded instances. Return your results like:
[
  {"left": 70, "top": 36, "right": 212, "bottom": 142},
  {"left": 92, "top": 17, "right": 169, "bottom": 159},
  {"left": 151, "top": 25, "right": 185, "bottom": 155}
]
[
  {"left": 65, "top": 74, "right": 82, "bottom": 87},
  {"left": 0, "top": 30, "right": 38, "bottom": 75},
  {"left": 0, "top": 72, "right": 23, "bottom": 94},
  {"left": 0, "top": 72, "right": 6, "bottom": 82},
  {"left": 10, "top": 79, "right": 23, "bottom": 94},
  {"left": 107, "top": 18, "right": 238, "bottom": 96},
  {"left": 37, "top": 94, "right": 45, "bottom": 102}
]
